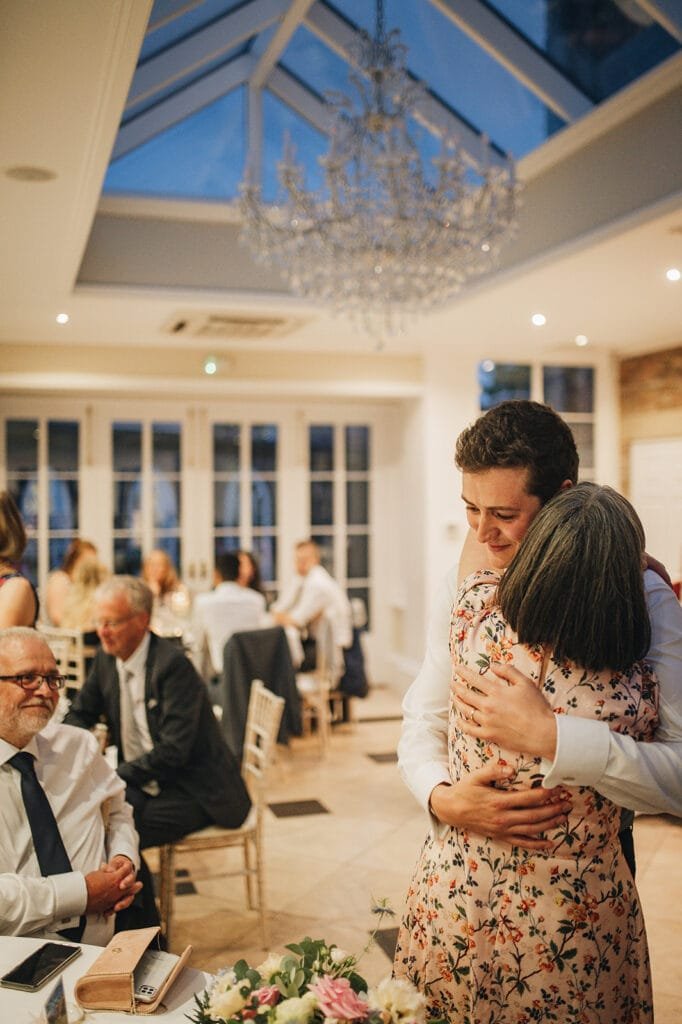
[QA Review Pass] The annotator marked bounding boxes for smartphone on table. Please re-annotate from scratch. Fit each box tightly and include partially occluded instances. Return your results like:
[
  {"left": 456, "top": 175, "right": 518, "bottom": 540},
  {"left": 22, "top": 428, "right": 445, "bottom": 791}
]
[
  {"left": 0, "top": 942, "right": 82, "bottom": 992},
  {"left": 132, "top": 948, "right": 180, "bottom": 1003}
]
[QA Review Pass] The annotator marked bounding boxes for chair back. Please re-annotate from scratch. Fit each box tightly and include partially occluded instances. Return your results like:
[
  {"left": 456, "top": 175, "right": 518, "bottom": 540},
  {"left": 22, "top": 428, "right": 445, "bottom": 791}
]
[
  {"left": 39, "top": 626, "right": 86, "bottom": 690},
  {"left": 241, "top": 680, "right": 285, "bottom": 804}
]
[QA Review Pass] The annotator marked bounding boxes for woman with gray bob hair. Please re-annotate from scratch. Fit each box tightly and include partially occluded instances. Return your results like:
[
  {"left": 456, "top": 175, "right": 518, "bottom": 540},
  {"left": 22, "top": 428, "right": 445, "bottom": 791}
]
[{"left": 498, "top": 482, "right": 651, "bottom": 672}]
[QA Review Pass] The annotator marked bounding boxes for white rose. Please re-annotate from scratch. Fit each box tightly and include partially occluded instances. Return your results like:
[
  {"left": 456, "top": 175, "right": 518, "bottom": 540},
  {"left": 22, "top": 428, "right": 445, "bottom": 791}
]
[
  {"left": 273, "top": 991, "right": 317, "bottom": 1023},
  {"left": 208, "top": 984, "right": 250, "bottom": 1019},
  {"left": 256, "top": 953, "right": 284, "bottom": 980},
  {"left": 368, "top": 976, "right": 427, "bottom": 1023},
  {"left": 329, "top": 947, "right": 349, "bottom": 964}
]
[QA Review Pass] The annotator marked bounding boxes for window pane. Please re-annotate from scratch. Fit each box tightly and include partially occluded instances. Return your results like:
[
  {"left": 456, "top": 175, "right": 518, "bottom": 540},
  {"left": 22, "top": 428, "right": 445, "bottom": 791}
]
[
  {"left": 345, "top": 426, "right": 369, "bottom": 471},
  {"left": 310, "top": 481, "right": 334, "bottom": 526},
  {"left": 21, "top": 538, "right": 38, "bottom": 585},
  {"left": 153, "top": 422, "right": 181, "bottom": 473},
  {"left": 309, "top": 425, "right": 334, "bottom": 471},
  {"left": 6, "top": 420, "right": 38, "bottom": 472},
  {"left": 251, "top": 480, "right": 277, "bottom": 527},
  {"left": 347, "top": 534, "right": 369, "bottom": 579},
  {"left": 214, "top": 536, "right": 241, "bottom": 560},
  {"left": 49, "top": 537, "right": 72, "bottom": 573},
  {"left": 113, "top": 422, "right": 142, "bottom": 472},
  {"left": 49, "top": 479, "right": 79, "bottom": 530},
  {"left": 311, "top": 533, "right": 334, "bottom": 574},
  {"left": 570, "top": 421, "right": 595, "bottom": 469},
  {"left": 214, "top": 481, "right": 240, "bottom": 528},
  {"left": 114, "top": 538, "right": 142, "bottom": 575},
  {"left": 213, "top": 424, "right": 240, "bottom": 472},
  {"left": 543, "top": 366, "right": 594, "bottom": 413},
  {"left": 251, "top": 424, "right": 277, "bottom": 472},
  {"left": 48, "top": 421, "right": 79, "bottom": 472},
  {"left": 252, "top": 534, "right": 277, "bottom": 584},
  {"left": 8, "top": 479, "right": 38, "bottom": 529},
  {"left": 114, "top": 480, "right": 141, "bottom": 531},
  {"left": 478, "top": 361, "right": 531, "bottom": 410},
  {"left": 154, "top": 480, "right": 180, "bottom": 529},
  {"left": 154, "top": 536, "right": 181, "bottom": 570},
  {"left": 346, "top": 481, "right": 368, "bottom": 525}
]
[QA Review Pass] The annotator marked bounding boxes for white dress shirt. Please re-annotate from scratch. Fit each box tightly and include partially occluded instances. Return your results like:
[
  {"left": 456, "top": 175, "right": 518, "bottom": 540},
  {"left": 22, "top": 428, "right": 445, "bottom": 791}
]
[
  {"left": 0, "top": 722, "right": 139, "bottom": 944},
  {"left": 272, "top": 564, "right": 352, "bottom": 650},
  {"left": 192, "top": 582, "right": 267, "bottom": 676},
  {"left": 117, "top": 632, "right": 153, "bottom": 757},
  {"left": 398, "top": 567, "right": 682, "bottom": 819}
]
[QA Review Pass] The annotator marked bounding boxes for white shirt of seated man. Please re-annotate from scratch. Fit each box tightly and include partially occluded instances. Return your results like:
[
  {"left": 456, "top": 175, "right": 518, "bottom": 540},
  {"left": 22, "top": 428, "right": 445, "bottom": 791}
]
[
  {"left": 193, "top": 580, "right": 267, "bottom": 677},
  {"left": 0, "top": 628, "right": 140, "bottom": 944},
  {"left": 272, "top": 541, "right": 352, "bottom": 652}
]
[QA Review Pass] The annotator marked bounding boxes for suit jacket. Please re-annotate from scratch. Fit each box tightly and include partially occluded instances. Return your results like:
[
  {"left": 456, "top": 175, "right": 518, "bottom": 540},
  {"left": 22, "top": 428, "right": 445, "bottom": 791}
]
[
  {"left": 219, "top": 626, "right": 302, "bottom": 760},
  {"left": 66, "top": 633, "right": 251, "bottom": 830}
]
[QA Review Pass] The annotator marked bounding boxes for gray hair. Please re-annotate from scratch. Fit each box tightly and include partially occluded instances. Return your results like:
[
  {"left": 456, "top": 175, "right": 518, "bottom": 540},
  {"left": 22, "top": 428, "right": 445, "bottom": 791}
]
[
  {"left": 0, "top": 627, "right": 53, "bottom": 652},
  {"left": 94, "top": 575, "right": 153, "bottom": 617}
]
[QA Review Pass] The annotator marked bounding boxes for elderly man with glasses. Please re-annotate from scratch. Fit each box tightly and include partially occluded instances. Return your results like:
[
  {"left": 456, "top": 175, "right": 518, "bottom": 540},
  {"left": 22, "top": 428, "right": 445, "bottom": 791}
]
[
  {"left": 0, "top": 627, "right": 141, "bottom": 942},
  {"left": 66, "top": 575, "right": 251, "bottom": 927}
]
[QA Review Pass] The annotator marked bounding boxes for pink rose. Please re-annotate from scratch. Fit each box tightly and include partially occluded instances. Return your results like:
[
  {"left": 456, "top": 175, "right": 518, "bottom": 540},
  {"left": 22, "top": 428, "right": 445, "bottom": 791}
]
[
  {"left": 255, "top": 985, "right": 281, "bottom": 1006},
  {"left": 242, "top": 985, "right": 281, "bottom": 1018},
  {"left": 308, "top": 976, "right": 369, "bottom": 1021}
]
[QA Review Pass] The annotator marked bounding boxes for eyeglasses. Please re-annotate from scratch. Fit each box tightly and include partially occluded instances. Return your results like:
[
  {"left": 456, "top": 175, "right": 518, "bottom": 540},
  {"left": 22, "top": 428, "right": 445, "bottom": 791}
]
[
  {"left": 95, "top": 614, "right": 137, "bottom": 631},
  {"left": 0, "top": 673, "right": 67, "bottom": 691}
]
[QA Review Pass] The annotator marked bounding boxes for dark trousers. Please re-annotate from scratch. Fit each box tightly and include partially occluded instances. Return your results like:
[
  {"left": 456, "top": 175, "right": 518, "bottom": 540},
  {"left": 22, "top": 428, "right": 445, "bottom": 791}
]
[
  {"left": 124, "top": 783, "right": 212, "bottom": 850},
  {"left": 619, "top": 824, "right": 636, "bottom": 877}
]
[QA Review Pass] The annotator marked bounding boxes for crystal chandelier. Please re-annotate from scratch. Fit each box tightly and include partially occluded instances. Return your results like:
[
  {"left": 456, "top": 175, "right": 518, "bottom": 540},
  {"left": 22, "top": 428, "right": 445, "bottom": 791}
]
[{"left": 240, "top": 0, "right": 520, "bottom": 338}]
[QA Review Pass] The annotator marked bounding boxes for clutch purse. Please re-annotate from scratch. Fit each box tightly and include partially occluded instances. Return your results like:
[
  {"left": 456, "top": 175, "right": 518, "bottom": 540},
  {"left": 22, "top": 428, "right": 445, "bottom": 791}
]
[{"left": 73, "top": 926, "right": 192, "bottom": 1014}]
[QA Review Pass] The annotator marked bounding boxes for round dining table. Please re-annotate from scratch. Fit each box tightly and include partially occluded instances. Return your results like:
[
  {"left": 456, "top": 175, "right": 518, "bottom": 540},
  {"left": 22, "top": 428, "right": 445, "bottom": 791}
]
[{"left": 0, "top": 935, "right": 212, "bottom": 1023}]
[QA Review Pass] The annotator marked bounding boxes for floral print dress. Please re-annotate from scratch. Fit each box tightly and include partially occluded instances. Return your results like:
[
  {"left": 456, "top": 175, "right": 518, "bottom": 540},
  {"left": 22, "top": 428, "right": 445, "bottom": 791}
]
[{"left": 394, "top": 570, "right": 658, "bottom": 1024}]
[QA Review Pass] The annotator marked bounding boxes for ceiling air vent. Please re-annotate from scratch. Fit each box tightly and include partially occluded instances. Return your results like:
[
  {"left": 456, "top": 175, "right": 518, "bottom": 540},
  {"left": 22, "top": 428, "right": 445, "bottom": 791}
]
[{"left": 164, "top": 312, "right": 301, "bottom": 340}]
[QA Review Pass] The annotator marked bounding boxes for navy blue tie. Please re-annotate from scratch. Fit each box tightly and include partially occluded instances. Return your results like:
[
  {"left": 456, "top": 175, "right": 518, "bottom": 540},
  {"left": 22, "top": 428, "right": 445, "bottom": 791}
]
[{"left": 10, "top": 751, "right": 84, "bottom": 942}]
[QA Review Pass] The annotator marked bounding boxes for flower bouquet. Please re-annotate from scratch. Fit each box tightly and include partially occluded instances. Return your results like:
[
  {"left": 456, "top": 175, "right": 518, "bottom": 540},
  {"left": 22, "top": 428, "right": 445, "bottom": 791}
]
[{"left": 189, "top": 906, "right": 446, "bottom": 1024}]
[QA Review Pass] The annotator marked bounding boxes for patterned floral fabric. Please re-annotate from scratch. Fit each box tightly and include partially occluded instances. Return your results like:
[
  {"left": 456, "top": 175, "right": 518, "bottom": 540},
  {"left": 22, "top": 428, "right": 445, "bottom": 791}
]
[{"left": 395, "top": 570, "right": 658, "bottom": 1024}]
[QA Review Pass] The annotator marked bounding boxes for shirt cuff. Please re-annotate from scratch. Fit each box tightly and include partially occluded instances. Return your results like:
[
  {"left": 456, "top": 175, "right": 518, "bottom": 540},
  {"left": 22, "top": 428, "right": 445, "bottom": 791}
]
[
  {"left": 52, "top": 871, "right": 87, "bottom": 924},
  {"left": 542, "top": 715, "right": 611, "bottom": 789},
  {"left": 411, "top": 763, "right": 452, "bottom": 813}
]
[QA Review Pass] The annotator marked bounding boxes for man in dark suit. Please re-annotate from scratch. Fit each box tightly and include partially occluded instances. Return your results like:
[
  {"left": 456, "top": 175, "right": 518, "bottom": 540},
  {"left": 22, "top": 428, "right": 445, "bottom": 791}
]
[{"left": 66, "top": 575, "right": 251, "bottom": 890}]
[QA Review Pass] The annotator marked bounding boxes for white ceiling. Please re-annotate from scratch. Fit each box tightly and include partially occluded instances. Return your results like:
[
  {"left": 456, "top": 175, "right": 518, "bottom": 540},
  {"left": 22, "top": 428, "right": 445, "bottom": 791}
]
[{"left": 1, "top": 0, "right": 681, "bottom": 372}]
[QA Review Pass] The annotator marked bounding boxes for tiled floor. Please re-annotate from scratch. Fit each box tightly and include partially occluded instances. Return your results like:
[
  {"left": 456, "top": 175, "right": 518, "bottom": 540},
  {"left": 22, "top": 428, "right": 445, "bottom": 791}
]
[{"left": 151, "top": 684, "right": 682, "bottom": 1021}]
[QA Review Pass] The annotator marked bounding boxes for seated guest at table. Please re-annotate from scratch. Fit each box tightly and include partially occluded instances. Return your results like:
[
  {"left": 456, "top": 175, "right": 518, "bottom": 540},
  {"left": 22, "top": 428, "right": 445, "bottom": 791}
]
[
  {"left": 61, "top": 558, "right": 109, "bottom": 639},
  {"left": 0, "top": 492, "right": 39, "bottom": 628},
  {"left": 66, "top": 576, "right": 251, "bottom": 861},
  {"left": 237, "top": 549, "right": 267, "bottom": 599},
  {"left": 0, "top": 627, "right": 141, "bottom": 943},
  {"left": 141, "top": 548, "right": 191, "bottom": 635},
  {"left": 45, "top": 538, "right": 98, "bottom": 627},
  {"left": 193, "top": 553, "right": 267, "bottom": 681},
  {"left": 272, "top": 540, "right": 352, "bottom": 671}
]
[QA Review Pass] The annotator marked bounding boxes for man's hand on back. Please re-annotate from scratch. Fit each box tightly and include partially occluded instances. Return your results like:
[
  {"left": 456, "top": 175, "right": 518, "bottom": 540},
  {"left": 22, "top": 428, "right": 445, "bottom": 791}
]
[{"left": 429, "top": 764, "right": 571, "bottom": 850}]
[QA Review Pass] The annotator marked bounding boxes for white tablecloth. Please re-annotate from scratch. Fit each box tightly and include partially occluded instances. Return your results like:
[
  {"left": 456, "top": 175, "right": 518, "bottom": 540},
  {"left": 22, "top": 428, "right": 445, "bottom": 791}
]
[{"left": 0, "top": 936, "right": 212, "bottom": 1023}]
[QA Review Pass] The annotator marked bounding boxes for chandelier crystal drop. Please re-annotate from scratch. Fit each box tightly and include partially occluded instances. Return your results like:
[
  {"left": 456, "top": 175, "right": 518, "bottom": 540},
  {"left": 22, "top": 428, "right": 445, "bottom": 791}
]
[{"left": 239, "top": 0, "right": 521, "bottom": 338}]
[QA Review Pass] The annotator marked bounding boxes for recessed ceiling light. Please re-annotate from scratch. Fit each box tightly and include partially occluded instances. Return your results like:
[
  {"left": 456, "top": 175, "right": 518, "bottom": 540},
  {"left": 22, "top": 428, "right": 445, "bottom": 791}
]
[
  {"left": 203, "top": 356, "right": 218, "bottom": 376},
  {"left": 531, "top": 313, "right": 546, "bottom": 326},
  {"left": 575, "top": 334, "right": 589, "bottom": 347},
  {"left": 666, "top": 267, "right": 680, "bottom": 282},
  {"left": 5, "top": 165, "right": 57, "bottom": 182},
  {"left": 56, "top": 313, "right": 69, "bottom": 325}
]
